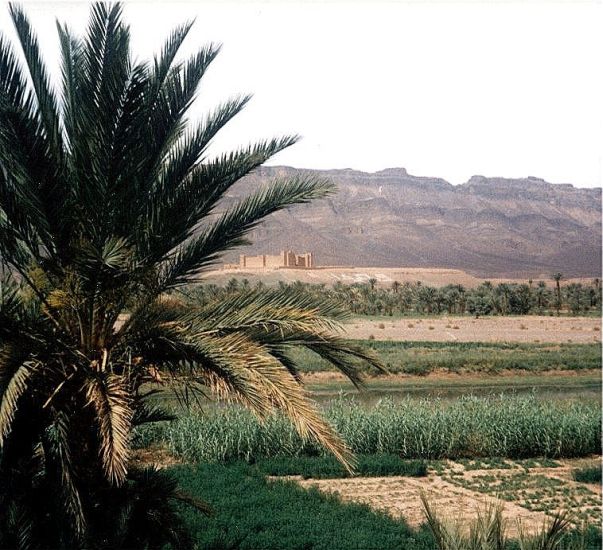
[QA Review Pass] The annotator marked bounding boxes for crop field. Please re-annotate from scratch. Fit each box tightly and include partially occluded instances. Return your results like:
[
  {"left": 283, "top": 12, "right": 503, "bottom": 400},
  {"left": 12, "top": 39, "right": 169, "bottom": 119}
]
[
  {"left": 132, "top": 325, "right": 603, "bottom": 548},
  {"left": 296, "top": 458, "right": 602, "bottom": 539},
  {"left": 133, "top": 314, "right": 602, "bottom": 547},
  {"left": 305, "top": 372, "right": 602, "bottom": 405},
  {"left": 167, "top": 461, "right": 602, "bottom": 550},
  {"left": 137, "top": 394, "right": 601, "bottom": 462},
  {"left": 136, "top": 387, "right": 602, "bottom": 547},
  {"left": 291, "top": 340, "right": 602, "bottom": 376}
]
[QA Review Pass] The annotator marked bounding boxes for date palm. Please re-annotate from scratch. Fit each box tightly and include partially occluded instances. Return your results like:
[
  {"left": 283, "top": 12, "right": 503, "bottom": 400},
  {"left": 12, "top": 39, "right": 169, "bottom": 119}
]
[
  {"left": 552, "top": 272, "right": 563, "bottom": 315},
  {"left": 0, "top": 4, "right": 381, "bottom": 548}
]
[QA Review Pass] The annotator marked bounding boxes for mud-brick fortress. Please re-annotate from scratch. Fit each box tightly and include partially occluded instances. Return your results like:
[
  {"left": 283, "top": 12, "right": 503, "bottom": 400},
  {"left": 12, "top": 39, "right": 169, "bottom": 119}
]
[{"left": 224, "top": 250, "right": 315, "bottom": 270}]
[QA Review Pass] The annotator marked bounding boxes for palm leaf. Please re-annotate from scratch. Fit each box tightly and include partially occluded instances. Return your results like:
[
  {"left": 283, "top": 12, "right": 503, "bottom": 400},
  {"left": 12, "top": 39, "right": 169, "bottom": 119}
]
[
  {"left": 9, "top": 3, "right": 63, "bottom": 158},
  {"left": 0, "top": 360, "right": 40, "bottom": 446},
  {"left": 180, "top": 331, "right": 355, "bottom": 471},
  {"left": 84, "top": 373, "right": 133, "bottom": 485},
  {"left": 45, "top": 411, "right": 86, "bottom": 541},
  {"left": 162, "top": 174, "right": 334, "bottom": 286}
]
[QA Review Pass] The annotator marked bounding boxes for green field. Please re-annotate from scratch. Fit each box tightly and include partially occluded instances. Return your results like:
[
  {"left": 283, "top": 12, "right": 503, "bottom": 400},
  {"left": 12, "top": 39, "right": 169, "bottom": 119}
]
[
  {"left": 253, "top": 454, "right": 427, "bottom": 479},
  {"left": 307, "top": 372, "right": 602, "bottom": 404},
  {"left": 292, "top": 341, "right": 602, "bottom": 376},
  {"left": 137, "top": 394, "right": 601, "bottom": 463},
  {"left": 171, "top": 462, "right": 435, "bottom": 549}
]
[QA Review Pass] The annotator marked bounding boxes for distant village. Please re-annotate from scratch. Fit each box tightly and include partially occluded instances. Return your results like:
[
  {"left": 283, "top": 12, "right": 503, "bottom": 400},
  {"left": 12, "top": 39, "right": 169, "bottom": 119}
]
[{"left": 224, "top": 250, "right": 315, "bottom": 270}]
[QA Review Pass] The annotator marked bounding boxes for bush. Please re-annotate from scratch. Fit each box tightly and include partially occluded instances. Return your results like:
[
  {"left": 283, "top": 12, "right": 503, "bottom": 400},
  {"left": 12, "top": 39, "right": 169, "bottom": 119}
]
[{"left": 573, "top": 466, "right": 602, "bottom": 484}]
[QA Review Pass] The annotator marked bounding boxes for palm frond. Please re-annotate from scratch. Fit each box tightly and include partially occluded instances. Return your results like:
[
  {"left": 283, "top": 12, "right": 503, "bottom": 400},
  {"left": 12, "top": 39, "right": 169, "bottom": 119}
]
[
  {"left": 142, "top": 43, "right": 221, "bottom": 189},
  {"left": 137, "top": 136, "right": 298, "bottom": 266},
  {"left": 9, "top": 3, "right": 63, "bottom": 157},
  {"left": 56, "top": 21, "right": 80, "bottom": 147},
  {"left": 182, "top": 332, "right": 355, "bottom": 471},
  {"left": 184, "top": 288, "right": 384, "bottom": 387},
  {"left": 0, "top": 360, "right": 40, "bottom": 447},
  {"left": 187, "top": 286, "right": 350, "bottom": 334},
  {"left": 84, "top": 373, "right": 133, "bottom": 485},
  {"left": 150, "top": 20, "right": 194, "bottom": 91},
  {"left": 132, "top": 402, "right": 176, "bottom": 427},
  {"left": 162, "top": 175, "right": 334, "bottom": 286},
  {"left": 44, "top": 411, "right": 86, "bottom": 541}
]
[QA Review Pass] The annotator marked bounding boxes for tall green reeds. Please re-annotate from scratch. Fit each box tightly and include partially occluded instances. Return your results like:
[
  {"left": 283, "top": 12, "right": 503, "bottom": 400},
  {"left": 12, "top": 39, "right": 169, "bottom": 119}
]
[{"left": 135, "top": 395, "right": 601, "bottom": 463}]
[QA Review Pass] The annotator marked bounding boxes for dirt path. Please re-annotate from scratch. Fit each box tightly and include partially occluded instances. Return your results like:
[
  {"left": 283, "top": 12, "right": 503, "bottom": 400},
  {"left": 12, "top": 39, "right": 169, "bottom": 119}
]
[{"left": 343, "top": 315, "right": 601, "bottom": 343}]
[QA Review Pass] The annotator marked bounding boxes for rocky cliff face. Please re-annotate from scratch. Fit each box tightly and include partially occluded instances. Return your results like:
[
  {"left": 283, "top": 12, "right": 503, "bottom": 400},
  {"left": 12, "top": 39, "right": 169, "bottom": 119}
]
[{"left": 220, "top": 166, "right": 601, "bottom": 278}]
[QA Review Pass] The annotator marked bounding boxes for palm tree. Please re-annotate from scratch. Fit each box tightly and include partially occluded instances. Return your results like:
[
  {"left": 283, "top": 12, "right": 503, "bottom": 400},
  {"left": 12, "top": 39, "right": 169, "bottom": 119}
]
[
  {"left": 552, "top": 272, "right": 563, "bottom": 315},
  {"left": 0, "top": 4, "right": 381, "bottom": 548}
]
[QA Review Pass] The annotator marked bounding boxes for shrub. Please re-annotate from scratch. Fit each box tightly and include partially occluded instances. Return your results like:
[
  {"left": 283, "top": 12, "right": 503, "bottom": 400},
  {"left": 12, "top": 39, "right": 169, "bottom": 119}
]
[{"left": 573, "top": 466, "right": 602, "bottom": 484}]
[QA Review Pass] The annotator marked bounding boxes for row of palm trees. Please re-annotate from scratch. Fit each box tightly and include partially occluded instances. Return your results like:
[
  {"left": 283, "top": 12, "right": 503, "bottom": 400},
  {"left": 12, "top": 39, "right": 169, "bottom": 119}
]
[{"left": 199, "top": 277, "right": 602, "bottom": 317}]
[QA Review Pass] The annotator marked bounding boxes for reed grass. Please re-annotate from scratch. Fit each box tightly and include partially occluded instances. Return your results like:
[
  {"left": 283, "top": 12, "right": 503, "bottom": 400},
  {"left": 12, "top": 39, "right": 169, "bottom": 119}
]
[{"left": 135, "top": 394, "right": 601, "bottom": 463}]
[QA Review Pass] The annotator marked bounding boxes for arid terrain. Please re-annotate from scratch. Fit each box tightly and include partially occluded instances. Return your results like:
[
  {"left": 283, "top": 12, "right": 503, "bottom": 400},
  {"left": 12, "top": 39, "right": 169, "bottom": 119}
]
[
  {"left": 205, "top": 266, "right": 594, "bottom": 288},
  {"left": 342, "top": 315, "right": 602, "bottom": 343},
  {"left": 220, "top": 166, "right": 602, "bottom": 278}
]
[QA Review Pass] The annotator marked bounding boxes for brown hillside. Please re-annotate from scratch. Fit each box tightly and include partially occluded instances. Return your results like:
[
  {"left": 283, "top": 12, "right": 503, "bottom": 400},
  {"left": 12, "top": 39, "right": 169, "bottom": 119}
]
[{"left": 219, "top": 166, "right": 601, "bottom": 278}]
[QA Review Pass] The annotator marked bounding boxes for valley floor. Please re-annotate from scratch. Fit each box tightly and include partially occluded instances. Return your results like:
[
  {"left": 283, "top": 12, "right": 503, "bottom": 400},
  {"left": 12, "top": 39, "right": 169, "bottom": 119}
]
[{"left": 342, "top": 315, "right": 601, "bottom": 343}]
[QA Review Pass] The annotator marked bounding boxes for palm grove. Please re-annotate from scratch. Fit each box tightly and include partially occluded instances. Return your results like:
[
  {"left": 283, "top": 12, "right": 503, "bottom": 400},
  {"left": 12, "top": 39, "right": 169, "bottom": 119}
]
[
  {"left": 0, "top": 4, "right": 382, "bottom": 548},
  {"left": 199, "top": 278, "right": 602, "bottom": 317}
]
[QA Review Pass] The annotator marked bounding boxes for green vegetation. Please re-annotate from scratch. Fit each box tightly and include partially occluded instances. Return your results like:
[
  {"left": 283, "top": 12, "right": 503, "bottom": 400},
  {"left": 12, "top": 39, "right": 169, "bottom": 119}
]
[
  {"left": 170, "top": 463, "right": 435, "bottom": 549},
  {"left": 194, "top": 278, "right": 603, "bottom": 317},
  {"left": 253, "top": 454, "right": 427, "bottom": 478},
  {"left": 137, "top": 395, "right": 601, "bottom": 462},
  {"left": 573, "top": 466, "right": 602, "bottom": 484},
  {"left": 307, "top": 373, "right": 601, "bottom": 405},
  {"left": 455, "top": 458, "right": 562, "bottom": 471},
  {"left": 292, "top": 341, "right": 602, "bottom": 376}
]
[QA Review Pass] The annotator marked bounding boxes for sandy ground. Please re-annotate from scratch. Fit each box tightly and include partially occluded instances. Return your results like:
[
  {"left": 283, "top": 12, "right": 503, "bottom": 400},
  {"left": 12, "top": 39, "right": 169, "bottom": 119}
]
[
  {"left": 294, "top": 459, "right": 602, "bottom": 536},
  {"left": 207, "top": 266, "right": 594, "bottom": 289},
  {"left": 342, "top": 315, "right": 602, "bottom": 343}
]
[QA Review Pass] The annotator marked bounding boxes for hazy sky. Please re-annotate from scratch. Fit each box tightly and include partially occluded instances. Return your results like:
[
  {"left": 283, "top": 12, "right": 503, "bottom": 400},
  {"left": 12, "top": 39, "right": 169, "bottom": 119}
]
[{"left": 1, "top": 1, "right": 602, "bottom": 188}]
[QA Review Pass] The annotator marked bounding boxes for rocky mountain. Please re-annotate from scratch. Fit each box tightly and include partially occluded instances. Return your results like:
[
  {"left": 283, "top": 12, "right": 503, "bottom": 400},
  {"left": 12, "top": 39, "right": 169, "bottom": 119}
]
[{"left": 220, "top": 166, "right": 601, "bottom": 278}]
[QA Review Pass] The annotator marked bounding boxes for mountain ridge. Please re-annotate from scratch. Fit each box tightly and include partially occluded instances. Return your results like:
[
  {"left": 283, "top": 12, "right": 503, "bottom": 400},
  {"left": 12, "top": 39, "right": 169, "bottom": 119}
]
[{"left": 220, "top": 166, "right": 601, "bottom": 278}]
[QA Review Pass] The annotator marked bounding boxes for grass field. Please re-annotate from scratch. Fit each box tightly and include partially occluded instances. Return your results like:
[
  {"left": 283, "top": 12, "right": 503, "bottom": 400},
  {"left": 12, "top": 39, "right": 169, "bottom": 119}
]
[
  {"left": 171, "top": 462, "right": 435, "bottom": 549},
  {"left": 291, "top": 341, "right": 602, "bottom": 376},
  {"left": 254, "top": 454, "right": 427, "bottom": 479},
  {"left": 137, "top": 333, "right": 602, "bottom": 547},
  {"left": 306, "top": 372, "right": 602, "bottom": 404}
]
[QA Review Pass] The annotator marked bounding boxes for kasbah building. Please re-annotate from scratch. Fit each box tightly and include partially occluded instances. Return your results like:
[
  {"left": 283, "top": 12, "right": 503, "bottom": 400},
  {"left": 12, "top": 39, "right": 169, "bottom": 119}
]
[{"left": 224, "top": 250, "right": 315, "bottom": 270}]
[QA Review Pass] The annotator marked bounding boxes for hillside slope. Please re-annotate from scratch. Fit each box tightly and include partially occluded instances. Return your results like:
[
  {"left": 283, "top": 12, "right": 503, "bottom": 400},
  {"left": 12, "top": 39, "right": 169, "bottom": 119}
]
[{"left": 220, "top": 166, "right": 601, "bottom": 278}]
